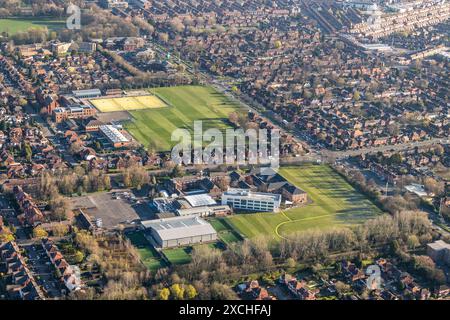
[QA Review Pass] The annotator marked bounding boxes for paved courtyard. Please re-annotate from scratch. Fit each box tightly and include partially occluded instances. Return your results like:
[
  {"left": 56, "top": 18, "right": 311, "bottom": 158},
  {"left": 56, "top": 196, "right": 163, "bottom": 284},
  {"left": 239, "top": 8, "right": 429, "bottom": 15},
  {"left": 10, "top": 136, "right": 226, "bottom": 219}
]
[{"left": 70, "top": 191, "right": 154, "bottom": 229}]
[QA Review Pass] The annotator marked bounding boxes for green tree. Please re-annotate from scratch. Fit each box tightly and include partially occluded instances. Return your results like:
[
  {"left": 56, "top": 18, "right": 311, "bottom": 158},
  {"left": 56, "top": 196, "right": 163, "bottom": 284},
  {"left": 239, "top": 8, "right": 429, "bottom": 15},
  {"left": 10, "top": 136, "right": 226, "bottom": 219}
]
[
  {"left": 159, "top": 288, "right": 170, "bottom": 300},
  {"left": 171, "top": 165, "right": 185, "bottom": 178},
  {"left": 170, "top": 284, "right": 185, "bottom": 300},
  {"left": 74, "top": 250, "right": 85, "bottom": 264},
  {"left": 33, "top": 227, "right": 48, "bottom": 239},
  {"left": 0, "top": 226, "right": 14, "bottom": 242},
  {"left": 185, "top": 284, "right": 197, "bottom": 299},
  {"left": 24, "top": 143, "right": 32, "bottom": 162},
  {"left": 407, "top": 235, "right": 420, "bottom": 250}
]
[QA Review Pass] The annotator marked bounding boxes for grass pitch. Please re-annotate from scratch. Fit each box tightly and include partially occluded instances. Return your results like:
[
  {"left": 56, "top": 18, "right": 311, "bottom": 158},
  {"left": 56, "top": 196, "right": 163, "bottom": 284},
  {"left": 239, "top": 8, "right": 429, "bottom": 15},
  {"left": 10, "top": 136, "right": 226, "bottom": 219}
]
[
  {"left": 162, "top": 247, "right": 192, "bottom": 265},
  {"left": 126, "top": 232, "right": 167, "bottom": 271},
  {"left": 90, "top": 95, "right": 167, "bottom": 112},
  {"left": 0, "top": 18, "right": 64, "bottom": 35},
  {"left": 209, "top": 218, "right": 243, "bottom": 245},
  {"left": 225, "top": 164, "right": 382, "bottom": 240},
  {"left": 124, "top": 85, "right": 241, "bottom": 152}
]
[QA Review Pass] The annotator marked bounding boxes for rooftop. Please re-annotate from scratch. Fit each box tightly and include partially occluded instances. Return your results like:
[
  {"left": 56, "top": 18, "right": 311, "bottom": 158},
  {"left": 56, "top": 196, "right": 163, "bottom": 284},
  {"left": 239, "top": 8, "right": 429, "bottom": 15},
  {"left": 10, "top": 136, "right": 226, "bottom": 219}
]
[
  {"left": 141, "top": 216, "right": 217, "bottom": 240},
  {"left": 223, "top": 188, "right": 282, "bottom": 202},
  {"left": 99, "top": 125, "right": 129, "bottom": 143},
  {"left": 183, "top": 193, "right": 216, "bottom": 207},
  {"left": 428, "top": 240, "right": 450, "bottom": 251},
  {"left": 72, "top": 89, "right": 102, "bottom": 97}
]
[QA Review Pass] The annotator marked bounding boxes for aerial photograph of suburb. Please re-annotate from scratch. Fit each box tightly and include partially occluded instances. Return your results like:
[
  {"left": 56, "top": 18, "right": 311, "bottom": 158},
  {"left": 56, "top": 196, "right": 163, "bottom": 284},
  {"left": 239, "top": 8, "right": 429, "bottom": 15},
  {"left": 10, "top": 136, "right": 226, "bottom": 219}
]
[{"left": 0, "top": 0, "right": 449, "bottom": 312}]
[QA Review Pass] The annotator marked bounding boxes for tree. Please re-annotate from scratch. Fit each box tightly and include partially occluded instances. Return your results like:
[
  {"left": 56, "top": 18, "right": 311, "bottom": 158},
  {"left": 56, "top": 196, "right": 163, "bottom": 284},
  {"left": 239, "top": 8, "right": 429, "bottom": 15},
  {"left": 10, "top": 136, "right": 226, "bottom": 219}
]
[
  {"left": 33, "top": 227, "right": 48, "bottom": 239},
  {"left": 334, "top": 281, "right": 351, "bottom": 297},
  {"left": 389, "top": 153, "right": 402, "bottom": 165},
  {"left": 407, "top": 235, "right": 420, "bottom": 250},
  {"left": 185, "top": 284, "right": 197, "bottom": 299},
  {"left": 176, "top": 64, "right": 186, "bottom": 73},
  {"left": 23, "top": 142, "right": 32, "bottom": 162},
  {"left": 169, "top": 17, "right": 185, "bottom": 33},
  {"left": 103, "top": 175, "right": 111, "bottom": 190},
  {"left": 122, "top": 165, "right": 150, "bottom": 190},
  {"left": 49, "top": 196, "right": 70, "bottom": 220},
  {"left": 18, "top": 98, "right": 27, "bottom": 106},
  {"left": 74, "top": 250, "right": 85, "bottom": 264},
  {"left": 171, "top": 165, "right": 185, "bottom": 178},
  {"left": 158, "top": 32, "right": 169, "bottom": 43},
  {"left": 286, "top": 258, "right": 296, "bottom": 269},
  {"left": 52, "top": 224, "right": 69, "bottom": 236},
  {"left": 158, "top": 288, "right": 170, "bottom": 300},
  {"left": 170, "top": 284, "right": 185, "bottom": 300},
  {"left": 0, "top": 227, "right": 14, "bottom": 242},
  {"left": 210, "top": 282, "right": 238, "bottom": 300},
  {"left": 432, "top": 269, "right": 446, "bottom": 285},
  {"left": 423, "top": 177, "right": 445, "bottom": 196}
]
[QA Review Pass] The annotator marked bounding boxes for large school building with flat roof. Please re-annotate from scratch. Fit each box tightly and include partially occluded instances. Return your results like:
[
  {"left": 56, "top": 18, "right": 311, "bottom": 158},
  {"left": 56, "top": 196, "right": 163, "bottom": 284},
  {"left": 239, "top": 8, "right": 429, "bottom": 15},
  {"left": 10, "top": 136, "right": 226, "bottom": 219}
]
[
  {"left": 141, "top": 216, "right": 218, "bottom": 248},
  {"left": 221, "top": 188, "right": 282, "bottom": 212}
]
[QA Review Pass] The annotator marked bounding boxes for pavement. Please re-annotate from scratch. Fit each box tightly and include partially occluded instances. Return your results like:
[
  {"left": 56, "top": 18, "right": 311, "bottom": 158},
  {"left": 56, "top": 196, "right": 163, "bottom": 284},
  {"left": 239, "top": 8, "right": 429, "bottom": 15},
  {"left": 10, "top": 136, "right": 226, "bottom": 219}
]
[{"left": 70, "top": 190, "right": 154, "bottom": 229}]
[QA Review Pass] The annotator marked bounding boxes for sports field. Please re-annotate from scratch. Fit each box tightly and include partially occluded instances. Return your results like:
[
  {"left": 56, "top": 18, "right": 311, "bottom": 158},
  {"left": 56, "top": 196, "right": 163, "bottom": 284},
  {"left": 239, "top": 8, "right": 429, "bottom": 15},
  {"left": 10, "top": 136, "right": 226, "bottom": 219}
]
[
  {"left": 126, "top": 232, "right": 167, "bottom": 271},
  {"left": 124, "top": 85, "right": 242, "bottom": 152},
  {"left": 162, "top": 247, "right": 192, "bottom": 265},
  {"left": 90, "top": 95, "right": 167, "bottom": 112},
  {"left": 225, "top": 164, "right": 382, "bottom": 240},
  {"left": 0, "top": 18, "right": 65, "bottom": 35},
  {"left": 209, "top": 218, "right": 243, "bottom": 245}
]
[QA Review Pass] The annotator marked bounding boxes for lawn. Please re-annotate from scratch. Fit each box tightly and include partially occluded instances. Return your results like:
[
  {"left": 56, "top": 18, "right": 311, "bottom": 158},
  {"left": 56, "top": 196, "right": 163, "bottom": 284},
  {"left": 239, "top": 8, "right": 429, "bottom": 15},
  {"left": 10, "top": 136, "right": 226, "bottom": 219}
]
[
  {"left": 0, "top": 18, "right": 65, "bottom": 35},
  {"left": 162, "top": 247, "right": 192, "bottom": 265},
  {"left": 209, "top": 218, "right": 243, "bottom": 245},
  {"left": 90, "top": 95, "right": 167, "bottom": 112},
  {"left": 126, "top": 232, "right": 167, "bottom": 271},
  {"left": 124, "top": 85, "right": 242, "bottom": 152},
  {"left": 226, "top": 164, "right": 382, "bottom": 240}
]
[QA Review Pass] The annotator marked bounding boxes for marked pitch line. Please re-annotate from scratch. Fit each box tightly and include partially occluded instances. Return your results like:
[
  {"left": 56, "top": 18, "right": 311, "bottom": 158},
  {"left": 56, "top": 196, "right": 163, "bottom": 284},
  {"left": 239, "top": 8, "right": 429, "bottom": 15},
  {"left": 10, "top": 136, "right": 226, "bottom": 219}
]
[{"left": 274, "top": 211, "right": 352, "bottom": 240}]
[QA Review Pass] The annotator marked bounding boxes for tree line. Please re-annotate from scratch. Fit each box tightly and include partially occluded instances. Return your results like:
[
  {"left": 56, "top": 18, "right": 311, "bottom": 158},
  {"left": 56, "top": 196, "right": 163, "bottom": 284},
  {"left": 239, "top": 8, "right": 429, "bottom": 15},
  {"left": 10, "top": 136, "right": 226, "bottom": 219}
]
[{"left": 150, "top": 210, "right": 438, "bottom": 299}]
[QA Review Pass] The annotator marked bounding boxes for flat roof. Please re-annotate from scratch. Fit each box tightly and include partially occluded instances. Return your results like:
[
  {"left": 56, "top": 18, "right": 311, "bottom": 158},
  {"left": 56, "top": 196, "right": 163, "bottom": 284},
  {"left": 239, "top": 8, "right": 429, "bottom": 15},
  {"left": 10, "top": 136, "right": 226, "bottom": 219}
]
[
  {"left": 72, "top": 89, "right": 101, "bottom": 96},
  {"left": 177, "top": 206, "right": 210, "bottom": 216},
  {"left": 223, "top": 188, "right": 282, "bottom": 202},
  {"left": 99, "top": 125, "right": 129, "bottom": 143},
  {"left": 405, "top": 184, "right": 428, "bottom": 197},
  {"left": 183, "top": 193, "right": 216, "bottom": 207},
  {"left": 141, "top": 216, "right": 217, "bottom": 240},
  {"left": 428, "top": 240, "right": 450, "bottom": 251}
]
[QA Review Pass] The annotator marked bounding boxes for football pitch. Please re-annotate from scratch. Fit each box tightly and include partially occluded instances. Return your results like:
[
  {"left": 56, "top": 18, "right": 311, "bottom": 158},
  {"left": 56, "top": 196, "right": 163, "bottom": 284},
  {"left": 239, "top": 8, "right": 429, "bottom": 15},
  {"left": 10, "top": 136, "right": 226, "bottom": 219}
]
[
  {"left": 224, "top": 164, "right": 383, "bottom": 240},
  {"left": 124, "top": 85, "right": 242, "bottom": 151},
  {"left": 126, "top": 232, "right": 167, "bottom": 271},
  {"left": 0, "top": 18, "right": 65, "bottom": 35},
  {"left": 90, "top": 95, "right": 168, "bottom": 112}
]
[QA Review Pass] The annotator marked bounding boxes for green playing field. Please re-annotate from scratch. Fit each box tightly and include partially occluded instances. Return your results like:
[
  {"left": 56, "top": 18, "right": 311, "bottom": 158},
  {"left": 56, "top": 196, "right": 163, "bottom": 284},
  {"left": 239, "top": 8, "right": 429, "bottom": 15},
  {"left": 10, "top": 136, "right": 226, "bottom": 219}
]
[
  {"left": 225, "top": 164, "right": 382, "bottom": 240},
  {"left": 124, "top": 85, "right": 242, "bottom": 152},
  {"left": 0, "top": 18, "right": 64, "bottom": 35}
]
